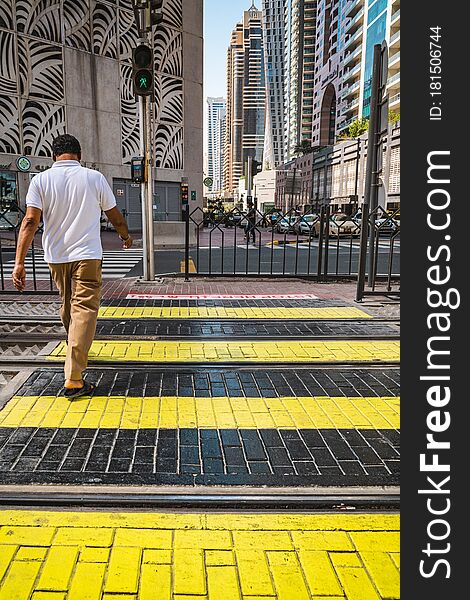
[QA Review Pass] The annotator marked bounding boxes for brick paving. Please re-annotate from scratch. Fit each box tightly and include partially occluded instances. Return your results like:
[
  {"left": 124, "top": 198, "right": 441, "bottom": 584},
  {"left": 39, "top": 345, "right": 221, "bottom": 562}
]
[
  {"left": 48, "top": 339, "right": 400, "bottom": 364},
  {"left": 0, "top": 368, "right": 399, "bottom": 487},
  {"left": 0, "top": 511, "right": 400, "bottom": 600},
  {"left": 0, "top": 284, "right": 400, "bottom": 598}
]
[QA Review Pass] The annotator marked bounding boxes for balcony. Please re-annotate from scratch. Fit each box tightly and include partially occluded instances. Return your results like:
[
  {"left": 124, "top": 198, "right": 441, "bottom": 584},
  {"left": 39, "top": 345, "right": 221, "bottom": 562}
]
[
  {"left": 345, "top": 0, "right": 364, "bottom": 19},
  {"left": 343, "top": 45, "right": 362, "bottom": 68},
  {"left": 344, "top": 7, "right": 364, "bottom": 34},
  {"left": 387, "top": 72, "right": 401, "bottom": 90},
  {"left": 342, "top": 79, "right": 361, "bottom": 99},
  {"left": 389, "top": 51, "right": 400, "bottom": 68},
  {"left": 389, "top": 92, "right": 400, "bottom": 107},
  {"left": 343, "top": 26, "right": 364, "bottom": 51},
  {"left": 338, "top": 115, "right": 358, "bottom": 131},
  {"left": 391, "top": 9, "right": 400, "bottom": 24},
  {"left": 389, "top": 30, "right": 400, "bottom": 48},
  {"left": 340, "top": 97, "right": 360, "bottom": 115},
  {"left": 343, "top": 62, "right": 361, "bottom": 84}
]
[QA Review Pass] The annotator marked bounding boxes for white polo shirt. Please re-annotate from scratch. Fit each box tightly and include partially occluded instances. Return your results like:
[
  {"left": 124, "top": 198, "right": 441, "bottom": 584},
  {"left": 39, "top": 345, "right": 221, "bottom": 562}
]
[{"left": 26, "top": 160, "right": 116, "bottom": 264}]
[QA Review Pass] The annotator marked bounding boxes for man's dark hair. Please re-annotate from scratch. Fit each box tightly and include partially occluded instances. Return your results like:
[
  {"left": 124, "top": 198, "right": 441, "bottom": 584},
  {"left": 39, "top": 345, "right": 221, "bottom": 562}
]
[{"left": 52, "top": 134, "right": 81, "bottom": 159}]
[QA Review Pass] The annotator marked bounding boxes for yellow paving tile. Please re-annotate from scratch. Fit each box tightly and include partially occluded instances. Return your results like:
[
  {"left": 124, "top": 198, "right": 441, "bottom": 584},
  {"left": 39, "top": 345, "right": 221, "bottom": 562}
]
[
  {"left": 0, "top": 526, "right": 55, "bottom": 546},
  {"left": 105, "top": 547, "right": 141, "bottom": 594},
  {"left": 0, "top": 395, "right": 400, "bottom": 430},
  {"left": 0, "top": 511, "right": 399, "bottom": 600},
  {"left": 0, "top": 545, "right": 16, "bottom": 581},
  {"left": 267, "top": 551, "right": 311, "bottom": 600},
  {"left": 298, "top": 550, "right": 344, "bottom": 596},
  {"left": 36, "top": 546, "right": 78, "bottom": 591},
  {"left": 79, "top": 547, "right": 110, "bottom": 563},
  {"left": 359, "top": 552, "right": 400, "bottom": 599},
  {"left": 15, "top": 547, "right": 48, "bottom": 562},
  {"left": 0, "top": 560, "right": 42, "bottom": 600},
  {"left": 68, "top": 562, "right": 106, "bottom": 600},
  {"left": 207, "top": 565, "right": 241, "bottom": 599},
  {"left": 335, "top": 566, "right": 382, "bottom": 600},
  {"left": 173, "top": 549, "right": 206, "bottom": 595},
  {"left": 48, "top": 339, "right": 400, "bottom": 364},
  {"left": 98, "top": 306, "right": 372, "bottom": 320},
  {"left": 139, "top": 564, "right": 171, "bottom": 600},
  {"left": 143, "top": 549, "right": 172, "bottom": 564}
]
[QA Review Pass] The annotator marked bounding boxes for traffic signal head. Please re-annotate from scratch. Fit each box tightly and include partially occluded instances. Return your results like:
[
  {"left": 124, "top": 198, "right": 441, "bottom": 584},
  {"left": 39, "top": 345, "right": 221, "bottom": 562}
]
[
  {"left": 181, "top": 183, "right": 189, "bottom": 205},
  {"left": 150, "top": 0, "right": 164, "bottom": 25},
  {"left": 132, "top": 44, "right": 154, "bottom": 97},
  {"left": 131, "top": 156, "right": 146, "bottom": 184}
]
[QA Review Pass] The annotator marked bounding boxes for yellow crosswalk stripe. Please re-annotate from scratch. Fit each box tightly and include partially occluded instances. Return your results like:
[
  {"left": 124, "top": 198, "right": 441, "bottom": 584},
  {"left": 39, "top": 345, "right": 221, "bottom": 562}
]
[
  {"left": 98, "top": 306, "right": 372, "bottom": 320},
  {"left": 0, "top": 395, "right": 400, "bottom": 430},
  {"left": 48, "top": 340, "right": 400, "bottom": 363},
  {"left": 0, "top": 511, "right": 400, "bottom": 600}
]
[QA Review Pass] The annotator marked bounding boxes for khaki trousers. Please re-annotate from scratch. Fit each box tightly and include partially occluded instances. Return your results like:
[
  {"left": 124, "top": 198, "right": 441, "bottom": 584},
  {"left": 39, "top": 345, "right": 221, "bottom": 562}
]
[{"left": 49, "top": 260, "right": 102, "bottom": 381}]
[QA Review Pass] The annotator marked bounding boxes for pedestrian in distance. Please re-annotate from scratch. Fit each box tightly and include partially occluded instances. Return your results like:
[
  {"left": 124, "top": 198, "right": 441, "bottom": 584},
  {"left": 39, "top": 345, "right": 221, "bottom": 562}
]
[
  {"left": 12, "top": 134, "right": 133, "bottom": 399},
  {"left": 245, "top": 205, "right": 257, "bottom": 244}
]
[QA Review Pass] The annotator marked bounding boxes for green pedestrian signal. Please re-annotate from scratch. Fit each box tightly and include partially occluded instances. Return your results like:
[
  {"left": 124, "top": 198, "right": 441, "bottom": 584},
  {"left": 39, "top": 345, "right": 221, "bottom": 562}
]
[{"left": 132, "top": 44, "right": 154, "bottom": 97}]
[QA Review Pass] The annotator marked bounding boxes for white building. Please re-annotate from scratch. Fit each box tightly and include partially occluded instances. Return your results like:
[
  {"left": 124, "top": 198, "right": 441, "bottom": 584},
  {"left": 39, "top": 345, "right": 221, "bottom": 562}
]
[
  {"left": 206, "top": 97, "right": 226, "bottom": 194},
  {"left": 253, "top": 169, "right": 278, "bottom": 213},
  {"left": 262, "top": 0, "right": 287, "bottom": 168}
]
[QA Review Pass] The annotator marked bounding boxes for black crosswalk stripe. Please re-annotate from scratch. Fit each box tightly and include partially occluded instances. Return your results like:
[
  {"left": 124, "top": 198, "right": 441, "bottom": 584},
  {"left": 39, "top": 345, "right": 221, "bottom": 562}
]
[{"left": 3, "top": 249, "right": 143, "bottom": 280}]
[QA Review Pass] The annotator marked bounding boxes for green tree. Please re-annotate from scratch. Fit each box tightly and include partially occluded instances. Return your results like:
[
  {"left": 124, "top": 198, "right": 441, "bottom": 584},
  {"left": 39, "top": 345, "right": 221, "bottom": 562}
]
[
  {"left": 294, "top": 140, "right": 313, "bottom": 156},
  {"left": 348, "top": 117, "right": 369, "bottom": 138},
  {"left": 389, "top": 109, "right": 400, "bottom": 126}
]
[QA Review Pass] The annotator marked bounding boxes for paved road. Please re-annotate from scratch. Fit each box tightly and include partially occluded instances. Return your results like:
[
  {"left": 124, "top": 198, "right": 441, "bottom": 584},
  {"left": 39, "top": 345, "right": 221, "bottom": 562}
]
[{"left": 132, "top": 240, "right": 401, "bottom": 277}]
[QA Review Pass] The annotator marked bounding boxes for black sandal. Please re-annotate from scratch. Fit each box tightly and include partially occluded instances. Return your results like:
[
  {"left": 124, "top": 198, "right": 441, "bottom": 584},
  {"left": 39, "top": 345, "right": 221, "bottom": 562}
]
[{"left": 63, "top": 381, "right": 96, "bottom": 399}]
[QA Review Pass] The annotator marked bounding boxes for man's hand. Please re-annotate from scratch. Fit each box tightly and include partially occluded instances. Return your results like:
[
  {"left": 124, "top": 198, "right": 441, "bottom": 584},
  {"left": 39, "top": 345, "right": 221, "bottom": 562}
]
[
  {"left": 121, "top": 235, "right": 133, "bottom": 249},
  {"left": 12, "top": 264, "right": 26, "bottom": 292}
]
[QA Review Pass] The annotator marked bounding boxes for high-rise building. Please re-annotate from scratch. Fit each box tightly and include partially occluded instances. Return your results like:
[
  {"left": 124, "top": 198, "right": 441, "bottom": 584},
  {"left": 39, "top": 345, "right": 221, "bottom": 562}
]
[
  {"left": 284, "top": 0, "right": 318, "bottom": 160},
  {"left": 224, "top": 3, "right": 266, "bottom": 197},
  {"left": 311, "top": 0, "right": 342, "bottom": 147},
  {"left": 206, "top": 97, "right": 226, "bottom": 194},
  {"left": 337, "top": 0, "right": 400, "bottom": 135},
  {"left": 262, "top": 0, "right": 287, "bottom": 168}
]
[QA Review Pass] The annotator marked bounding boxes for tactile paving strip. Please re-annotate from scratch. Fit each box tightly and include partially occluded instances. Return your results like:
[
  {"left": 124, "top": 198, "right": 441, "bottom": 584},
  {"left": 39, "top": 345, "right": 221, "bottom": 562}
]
[
  {"left": 94, "top": 320, "right": 399, "bottom": 339},
  {"left": 0, "top": 511, "right": 400, "bottom": 600},
  {"left": 0, "top": 369, "right": 400, "bottom": 487},
  {"left": 15, "top": 368, "right": 401, "bottom": 399},
  {"left": 48, "top": 340, "right": 400, "bottom": 364},
  {"left": 0, "top": 425, "right": 399, "bottom": 486},
  {"left": 0, "top": 320, "right": 399, "bottom": 340},
  {"left": 98, "top": 306, "right": 372, "bottom": 320}
]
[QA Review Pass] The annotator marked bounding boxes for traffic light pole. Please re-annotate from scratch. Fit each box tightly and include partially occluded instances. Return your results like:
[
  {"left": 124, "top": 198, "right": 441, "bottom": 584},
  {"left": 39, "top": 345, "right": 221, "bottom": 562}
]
[
  {"left": 145, "top": 92, "right": 155, "bottom": 281},
  {"left": 138, "top": 94, "right": 155, "bottom": 281},
  {"left": 133, "top": 1, "right": 162, "bottom": 282}
]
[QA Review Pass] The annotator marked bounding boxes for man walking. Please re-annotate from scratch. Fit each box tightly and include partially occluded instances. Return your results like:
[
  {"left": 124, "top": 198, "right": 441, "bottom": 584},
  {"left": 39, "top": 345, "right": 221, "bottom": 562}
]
[{"left": 12, "top": 134, "right": 133, "bottom": 399}]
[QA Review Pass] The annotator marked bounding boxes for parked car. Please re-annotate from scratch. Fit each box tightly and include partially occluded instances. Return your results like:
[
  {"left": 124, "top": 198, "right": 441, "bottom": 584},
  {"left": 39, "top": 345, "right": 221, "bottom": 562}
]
[
  {"left": 224, "top": 213, "right": 243, "bottom": 228},
  {"left": 375, "top": 215, "right": 400, "bottom": 235},
  {"left": 315, "top": 213, "right": 360, "bottom": 237},
  {"left": 294, "top": 214, "right": 319, "bottom": 236},
  {"left": 353, "top": 210, "right": 400, "bottom": 236},
  {"left": 276, "top": 216, "right": 298, "bottom": 234}
]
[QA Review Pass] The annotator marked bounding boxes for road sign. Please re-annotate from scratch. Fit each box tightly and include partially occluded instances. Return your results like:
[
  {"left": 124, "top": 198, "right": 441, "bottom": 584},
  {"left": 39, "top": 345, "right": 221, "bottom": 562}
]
[
  {"left": 16, "top": 156, "right": 31, "bottom": 172},
  {"left": 203, "top": 177, "right": 213, "bottom": 187}
]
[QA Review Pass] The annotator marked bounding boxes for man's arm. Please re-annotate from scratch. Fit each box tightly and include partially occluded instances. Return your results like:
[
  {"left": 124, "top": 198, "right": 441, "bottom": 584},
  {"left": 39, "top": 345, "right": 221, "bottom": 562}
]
[
  {"left": 104, "top": 207, "right": 133, "bottom": 249},
  {"left": 12, "top": 207, "right": 42, "bottom": 292}
]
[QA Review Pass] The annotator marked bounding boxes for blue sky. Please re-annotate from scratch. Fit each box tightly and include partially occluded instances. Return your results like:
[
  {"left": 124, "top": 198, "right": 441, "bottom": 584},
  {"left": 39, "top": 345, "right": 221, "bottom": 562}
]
[{"left": 204, "top": 0, "right": 256, "bottom": 99}]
